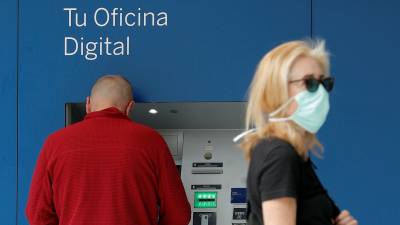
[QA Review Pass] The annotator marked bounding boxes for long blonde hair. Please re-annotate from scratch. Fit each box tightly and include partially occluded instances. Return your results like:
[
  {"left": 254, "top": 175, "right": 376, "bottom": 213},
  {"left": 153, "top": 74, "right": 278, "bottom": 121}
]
[{"left": 241, "top": 39, "right": 330, "bottom": 160}]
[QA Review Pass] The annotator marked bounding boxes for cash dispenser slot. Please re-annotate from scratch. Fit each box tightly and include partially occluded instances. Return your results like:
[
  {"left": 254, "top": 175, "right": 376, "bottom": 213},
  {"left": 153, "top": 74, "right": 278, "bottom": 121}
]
[{"left": 192, "top": 162, "right": 223, "bottom": 174}]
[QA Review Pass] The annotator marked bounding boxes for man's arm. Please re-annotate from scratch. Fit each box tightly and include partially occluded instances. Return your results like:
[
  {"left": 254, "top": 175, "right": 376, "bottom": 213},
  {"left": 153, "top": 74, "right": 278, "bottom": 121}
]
[
  {"left": 156, "top": 138, "right": 191, "bottom": 225},
  {"left": 26, "top": 138, "right": 58, "bottom": 225}
]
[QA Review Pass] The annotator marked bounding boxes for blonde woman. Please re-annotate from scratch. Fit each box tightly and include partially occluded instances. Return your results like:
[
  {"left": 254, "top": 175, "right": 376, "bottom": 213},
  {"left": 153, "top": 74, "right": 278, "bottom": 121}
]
[{"left": 234, "top": 40, "right": 358, "bottom": 225}]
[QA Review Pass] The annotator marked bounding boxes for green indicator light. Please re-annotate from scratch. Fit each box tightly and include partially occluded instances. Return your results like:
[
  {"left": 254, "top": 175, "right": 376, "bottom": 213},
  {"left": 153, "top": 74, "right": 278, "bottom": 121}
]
[{"left": 194, "top": 191, "right": 218, "bottom": 208}]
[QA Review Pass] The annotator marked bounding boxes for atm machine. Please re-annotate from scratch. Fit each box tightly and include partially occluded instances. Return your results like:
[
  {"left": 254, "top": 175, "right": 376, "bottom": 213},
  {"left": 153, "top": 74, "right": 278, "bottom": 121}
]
[{"left": 65, "top": 102, "right": 248, "bottom": 225}]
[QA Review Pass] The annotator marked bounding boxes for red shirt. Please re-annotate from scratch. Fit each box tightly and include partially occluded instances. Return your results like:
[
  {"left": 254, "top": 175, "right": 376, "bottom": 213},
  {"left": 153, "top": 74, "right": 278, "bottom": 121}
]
[{"left": 26, "top": 107, "right": 191, "bottom": 225}]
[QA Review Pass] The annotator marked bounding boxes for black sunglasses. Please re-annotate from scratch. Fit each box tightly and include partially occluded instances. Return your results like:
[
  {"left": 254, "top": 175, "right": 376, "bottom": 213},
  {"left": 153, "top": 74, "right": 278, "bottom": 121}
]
[{"left": 289, "top": 74, "right": 334, "bottom": 92}]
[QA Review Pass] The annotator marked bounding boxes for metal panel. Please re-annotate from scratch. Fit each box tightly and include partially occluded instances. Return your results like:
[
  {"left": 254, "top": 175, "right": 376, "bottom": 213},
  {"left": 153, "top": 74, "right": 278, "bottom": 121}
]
[{"left": 181, "top": 130, "right": 247, "bottom": 225}]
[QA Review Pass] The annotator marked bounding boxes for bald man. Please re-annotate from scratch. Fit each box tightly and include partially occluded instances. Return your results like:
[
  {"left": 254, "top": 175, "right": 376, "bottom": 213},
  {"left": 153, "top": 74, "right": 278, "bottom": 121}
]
[{"left": 26, "top": 75, "right": 191, "bottom": 225}]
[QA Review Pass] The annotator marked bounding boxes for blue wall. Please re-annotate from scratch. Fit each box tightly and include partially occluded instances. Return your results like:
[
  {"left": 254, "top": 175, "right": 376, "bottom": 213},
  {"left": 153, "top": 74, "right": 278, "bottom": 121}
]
[
  {"left": 0, "top": 0, "right": 399, "bottom": 224},
  {"left": 314, "top": 1, "right": 400, "bottom": 224},
  {"left": 0, "top": 0, "right": 17, "bottom": 224}
]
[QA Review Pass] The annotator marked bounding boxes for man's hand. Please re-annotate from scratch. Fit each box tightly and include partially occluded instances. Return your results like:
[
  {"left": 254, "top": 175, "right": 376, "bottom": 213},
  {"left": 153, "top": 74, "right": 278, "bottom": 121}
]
[{"left": 334, "top": 210, "right": 358, "bottom": 225}]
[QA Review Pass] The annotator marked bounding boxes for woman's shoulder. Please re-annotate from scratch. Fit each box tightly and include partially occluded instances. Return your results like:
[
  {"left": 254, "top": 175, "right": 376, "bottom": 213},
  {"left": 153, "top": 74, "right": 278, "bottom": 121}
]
[{"left": 251, "top": 137, "right": 301, "bottom": 163}]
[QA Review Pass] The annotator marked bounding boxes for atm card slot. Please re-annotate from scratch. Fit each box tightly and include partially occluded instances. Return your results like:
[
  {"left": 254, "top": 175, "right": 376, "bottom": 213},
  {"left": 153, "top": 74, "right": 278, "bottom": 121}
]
[{"left": 191, "top": 169, "right": 223, "bottom": 174}]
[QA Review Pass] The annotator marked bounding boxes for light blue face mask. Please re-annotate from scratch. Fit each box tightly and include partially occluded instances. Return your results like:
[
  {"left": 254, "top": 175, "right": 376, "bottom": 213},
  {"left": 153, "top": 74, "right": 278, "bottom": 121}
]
[
  {"left": 233, "top": 84, "right": 330, "bottom": 142},
  {"left": 269, "top": 84, "right": 330, "bottom": 133}
]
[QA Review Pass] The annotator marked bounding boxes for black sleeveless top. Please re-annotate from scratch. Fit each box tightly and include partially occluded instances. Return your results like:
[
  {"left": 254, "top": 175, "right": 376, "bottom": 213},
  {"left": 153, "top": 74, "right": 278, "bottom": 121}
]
[{"left": 246, "top": 138, "right": 340, "bottom": 225}]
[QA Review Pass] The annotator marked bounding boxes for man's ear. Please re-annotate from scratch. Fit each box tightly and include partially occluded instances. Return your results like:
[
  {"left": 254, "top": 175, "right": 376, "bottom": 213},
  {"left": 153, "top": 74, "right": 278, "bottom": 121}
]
[
  {"left": 86, "top": 96, "right": 91, "bottom": 114},
  {"left": 125, "top": 100, "right": 135, "bottom": 116}
]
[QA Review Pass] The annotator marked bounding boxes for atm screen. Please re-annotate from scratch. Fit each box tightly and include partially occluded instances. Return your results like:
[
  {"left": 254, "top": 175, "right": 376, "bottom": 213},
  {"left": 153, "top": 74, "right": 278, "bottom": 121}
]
[{"left": 194, "top": 192, "right": 217, "bottom": 208}]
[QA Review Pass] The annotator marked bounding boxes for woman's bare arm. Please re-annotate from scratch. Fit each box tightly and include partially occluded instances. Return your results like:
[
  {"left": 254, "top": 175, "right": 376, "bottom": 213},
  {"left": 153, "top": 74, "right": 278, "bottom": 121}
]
[{"left": 262, "top": 197, "right": 297, "bottom": 225}]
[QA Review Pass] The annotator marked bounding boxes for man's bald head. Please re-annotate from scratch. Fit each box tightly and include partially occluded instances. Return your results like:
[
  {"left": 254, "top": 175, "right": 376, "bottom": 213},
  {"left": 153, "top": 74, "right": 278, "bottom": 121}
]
[{"left": 87, "top": 75, "right": 134, "bottom": 114}]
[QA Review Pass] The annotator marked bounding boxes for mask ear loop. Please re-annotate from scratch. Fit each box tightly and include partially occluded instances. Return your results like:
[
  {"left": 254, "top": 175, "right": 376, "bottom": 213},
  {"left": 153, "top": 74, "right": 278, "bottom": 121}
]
[
  {"left": 269, "top": 97, "right": 295, "bottom": 117},
  {"left": 233, "top": 128, "right": 256, "bottom": 143},
  {"left": 233, "top": 97, "right": 295, "bottom": 143}
]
